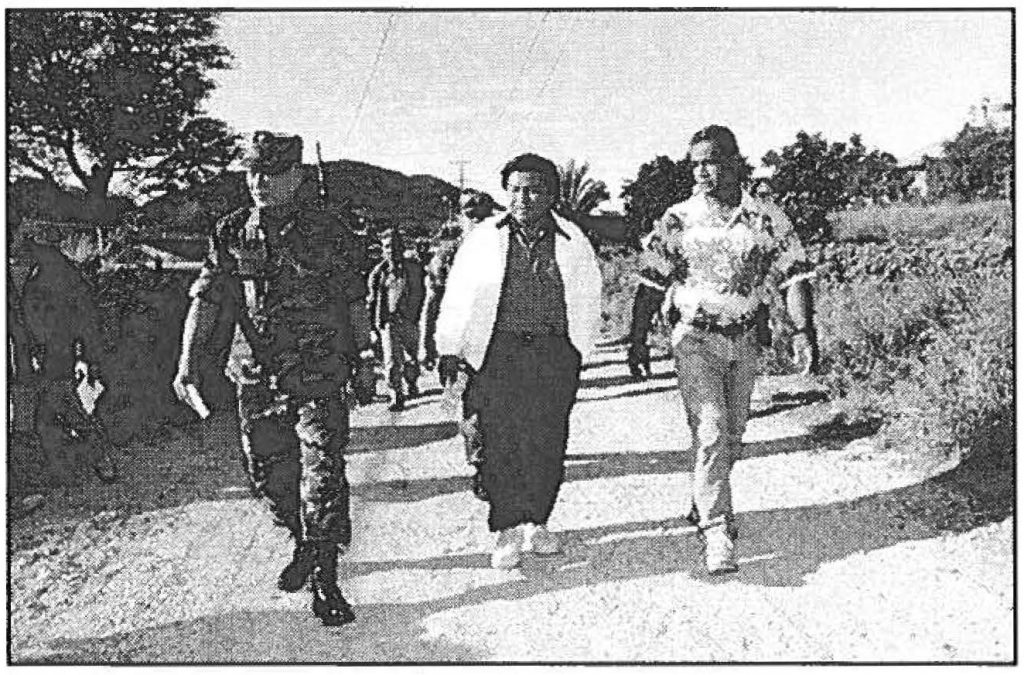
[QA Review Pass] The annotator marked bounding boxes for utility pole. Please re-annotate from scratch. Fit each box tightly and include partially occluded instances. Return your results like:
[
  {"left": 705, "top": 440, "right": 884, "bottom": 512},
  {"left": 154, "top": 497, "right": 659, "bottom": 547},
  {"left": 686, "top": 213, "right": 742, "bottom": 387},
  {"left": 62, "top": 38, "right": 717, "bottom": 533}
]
[{"left": 450, "top": 159, "right": 470, "bottom": 191}]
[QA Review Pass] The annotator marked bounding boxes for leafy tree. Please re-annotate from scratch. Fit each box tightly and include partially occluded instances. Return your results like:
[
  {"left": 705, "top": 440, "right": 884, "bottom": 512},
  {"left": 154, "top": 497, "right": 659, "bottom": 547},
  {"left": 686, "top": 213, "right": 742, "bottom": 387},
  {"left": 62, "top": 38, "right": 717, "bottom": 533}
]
[
  {"left": 557, "top": 159, "right": 611, "bottom": 215},
  {"left": 838, "top": 134, "right": 909, "bottom": 206},
  {"left": 762, "top": 131, "right": 907, "bottom": 243},
  {"left": 925, "top": 122, "right": 1012, "bottom": 201},
  {"left": 7, "top": 10, "right": 240, "bottom": 221},
  {"left": 620, "top": 155, "right": 694, "bottom": 244}
]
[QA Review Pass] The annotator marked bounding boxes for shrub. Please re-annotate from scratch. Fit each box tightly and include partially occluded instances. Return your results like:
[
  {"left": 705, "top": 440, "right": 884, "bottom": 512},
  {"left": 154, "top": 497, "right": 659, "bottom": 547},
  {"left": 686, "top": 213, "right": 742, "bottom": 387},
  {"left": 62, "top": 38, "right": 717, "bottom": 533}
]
[
  {"left": 599, "top": 249, "right": 643, "bottom": 340},
  {"left": 815, "top": 225, "right": 1012, "bottom": 459}
]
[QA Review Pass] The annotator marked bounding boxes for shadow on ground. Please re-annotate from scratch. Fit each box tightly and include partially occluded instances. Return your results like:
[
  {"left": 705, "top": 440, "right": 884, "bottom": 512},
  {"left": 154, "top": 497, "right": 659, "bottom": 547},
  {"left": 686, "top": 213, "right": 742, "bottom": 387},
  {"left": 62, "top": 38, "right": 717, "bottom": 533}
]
[
  {"left": 28, "top": 445, "right": 1012, "bottom": 663},
  {"left": 579, "top": 369, "right": 676, "bottom": 391},
  {"left": 349, "top": 421, "right": 459, "bottom": 453}
]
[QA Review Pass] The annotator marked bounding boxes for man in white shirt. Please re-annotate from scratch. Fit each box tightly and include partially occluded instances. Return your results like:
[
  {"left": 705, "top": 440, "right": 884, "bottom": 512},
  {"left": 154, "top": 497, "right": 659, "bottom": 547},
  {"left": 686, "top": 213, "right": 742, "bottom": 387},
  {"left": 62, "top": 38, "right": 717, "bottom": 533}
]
[
  {"left": 435, "top": 153, "right": 602, "bottom": 570},
  {"left": 644, "top": 125, "right": 816, "bottom": 575}
]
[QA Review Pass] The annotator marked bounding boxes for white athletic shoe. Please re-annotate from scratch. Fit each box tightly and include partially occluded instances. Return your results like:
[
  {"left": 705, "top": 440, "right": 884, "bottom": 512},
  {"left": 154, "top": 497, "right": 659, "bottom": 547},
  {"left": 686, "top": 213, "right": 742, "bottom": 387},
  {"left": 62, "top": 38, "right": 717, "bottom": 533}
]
[
  {"left": 703, "top": 527, "right": 739, "bottom": 575},
  {"left": 523, "top": 523, "right": 562, "bottom": 555},
  {"left": 491, "top": 526, "right": 524, "bottom": 569}
]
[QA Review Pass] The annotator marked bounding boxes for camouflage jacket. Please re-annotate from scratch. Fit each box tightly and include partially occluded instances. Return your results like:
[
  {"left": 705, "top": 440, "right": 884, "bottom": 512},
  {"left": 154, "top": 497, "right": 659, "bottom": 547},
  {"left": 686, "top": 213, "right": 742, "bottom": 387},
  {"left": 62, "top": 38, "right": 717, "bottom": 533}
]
[{"left": 190, "top": 181, "right": 367, "bottom": 396}]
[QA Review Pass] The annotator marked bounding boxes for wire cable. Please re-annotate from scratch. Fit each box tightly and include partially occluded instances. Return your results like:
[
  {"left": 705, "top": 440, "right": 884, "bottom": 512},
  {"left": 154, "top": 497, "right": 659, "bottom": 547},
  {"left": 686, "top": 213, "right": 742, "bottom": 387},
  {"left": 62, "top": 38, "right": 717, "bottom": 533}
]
[
  {"left": 494, "top": 12, "right": 551, "bottom": 126},
  {"left": 344, "top": 14, "right": 398, "bottom": 145},
  {"left": 505, "top": 13, "right": 584, "bottom": 154}
]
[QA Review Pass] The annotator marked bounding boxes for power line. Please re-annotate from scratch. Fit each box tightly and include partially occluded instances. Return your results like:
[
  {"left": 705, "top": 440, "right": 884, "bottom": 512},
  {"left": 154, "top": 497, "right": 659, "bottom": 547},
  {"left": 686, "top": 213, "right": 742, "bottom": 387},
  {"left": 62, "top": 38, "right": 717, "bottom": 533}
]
[
  {"left": 344, "top": 15, "right": 398, "bottom": 146},
  {"left": 535, "top": 14, "right": 581, "bottom": 101},
  {"left": 503, "top": 13, "right": 584, "bottom": 156},
  {"left": 494, "top": 12, "right": 550, "bottom": 127},
  {"left": 450, "top": 159, "right": 470, "bottom": 190}
]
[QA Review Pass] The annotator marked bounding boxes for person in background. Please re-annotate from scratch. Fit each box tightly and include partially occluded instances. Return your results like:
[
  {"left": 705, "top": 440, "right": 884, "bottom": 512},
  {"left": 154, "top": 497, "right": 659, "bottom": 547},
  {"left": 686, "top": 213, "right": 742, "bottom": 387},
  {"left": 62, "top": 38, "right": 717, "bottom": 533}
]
[
  {"left": 643, "top": 125, "right": 816, "bottom": 575},
  {"left": 420, "top": 190, "right": 501, "bottom": 500},
  {"left": 748, "top": 177, "right": 820, "bottom": 374},
  {"left": 367, "top": 228, "right": 426, "bottom": 412},
  {"left": 435, "top": 153, "right": 602, "bottom": 569},
  {"left": 19, "top": 220, "right": 118, "bottom": 485},
  {"left": 173, "top": 131, "right": 368, "bottom": 626},
  {"left": 625, "top": 266, "right": 669, "bottom": 381}
]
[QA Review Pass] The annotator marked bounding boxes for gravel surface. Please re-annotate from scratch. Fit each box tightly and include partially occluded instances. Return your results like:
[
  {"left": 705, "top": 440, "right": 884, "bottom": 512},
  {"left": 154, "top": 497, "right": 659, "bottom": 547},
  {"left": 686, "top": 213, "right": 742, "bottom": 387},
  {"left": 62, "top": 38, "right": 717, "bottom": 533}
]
[{"left": 8, "top": 345, "right": 1014, "bottom": 663}]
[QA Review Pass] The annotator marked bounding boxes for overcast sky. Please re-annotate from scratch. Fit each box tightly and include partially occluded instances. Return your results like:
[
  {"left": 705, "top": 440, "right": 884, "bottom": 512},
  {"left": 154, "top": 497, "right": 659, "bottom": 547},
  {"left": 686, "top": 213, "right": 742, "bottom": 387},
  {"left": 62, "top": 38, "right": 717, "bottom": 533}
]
[{"left": 205, "top": 9, "right": 1012, "bottom": 201}]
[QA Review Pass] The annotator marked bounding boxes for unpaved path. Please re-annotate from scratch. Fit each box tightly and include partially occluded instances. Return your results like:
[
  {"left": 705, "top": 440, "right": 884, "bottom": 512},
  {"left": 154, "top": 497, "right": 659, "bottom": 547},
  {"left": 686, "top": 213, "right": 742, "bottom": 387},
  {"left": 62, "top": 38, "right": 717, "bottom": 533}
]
[{"left": 8, "top": 344, "right": 1014, "bottom": 663}]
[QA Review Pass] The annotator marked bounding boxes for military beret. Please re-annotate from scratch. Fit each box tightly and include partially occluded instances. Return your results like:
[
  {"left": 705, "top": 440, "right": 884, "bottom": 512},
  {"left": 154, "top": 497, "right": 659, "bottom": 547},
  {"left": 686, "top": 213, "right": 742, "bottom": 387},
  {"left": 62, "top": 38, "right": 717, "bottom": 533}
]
[{"left": 240, "top": 131, "right": 303, "bottom": 175}]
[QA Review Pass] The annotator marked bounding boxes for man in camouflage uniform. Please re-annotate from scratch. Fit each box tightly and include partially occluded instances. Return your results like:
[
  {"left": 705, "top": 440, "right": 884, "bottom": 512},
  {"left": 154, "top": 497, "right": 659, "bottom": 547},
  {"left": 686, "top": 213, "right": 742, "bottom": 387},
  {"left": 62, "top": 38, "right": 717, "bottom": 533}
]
[
  {"left": 18, "top": 220, "right": 118, "bottom": 484},
  {"left": 625, "top": 266, "right": 669, "bottom": 381},
  {"left": 172, "top": 132, "right": 368, "bottom": 626},
  {"left": 367, "top": 228, "right": 425, "bottom": 412}
]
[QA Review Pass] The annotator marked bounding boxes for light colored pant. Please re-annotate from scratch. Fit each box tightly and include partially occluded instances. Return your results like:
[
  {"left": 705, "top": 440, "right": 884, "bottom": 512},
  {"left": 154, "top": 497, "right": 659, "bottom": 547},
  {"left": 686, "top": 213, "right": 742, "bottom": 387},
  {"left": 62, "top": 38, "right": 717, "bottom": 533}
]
[{"left": 674, "top": 329, "right": 759, "bottom": 536}]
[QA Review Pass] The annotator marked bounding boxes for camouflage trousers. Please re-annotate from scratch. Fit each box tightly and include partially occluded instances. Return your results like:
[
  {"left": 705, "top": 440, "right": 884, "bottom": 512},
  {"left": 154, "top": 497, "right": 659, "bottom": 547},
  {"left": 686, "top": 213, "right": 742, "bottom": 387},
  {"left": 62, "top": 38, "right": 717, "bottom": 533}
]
[{"left": 237, "top": 382, "right": 352, "bottom": 546}]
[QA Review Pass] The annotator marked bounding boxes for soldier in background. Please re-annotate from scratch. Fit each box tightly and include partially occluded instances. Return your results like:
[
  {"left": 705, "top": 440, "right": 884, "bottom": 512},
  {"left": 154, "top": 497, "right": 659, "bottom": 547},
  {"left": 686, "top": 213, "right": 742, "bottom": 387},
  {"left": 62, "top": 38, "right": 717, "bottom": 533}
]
[
  {"left": 749, "top": 177, "right": 820, "bottom": 374},
  {"left": 625, "top": 267, "right": 668, "bottom": 381},
  {"left": 19, "top": 219, "right": 118, "bottom": 485},
  {"left": 172, "top": 132, "right": 368, "bottom": 626},
  {"left": 419, "top": 190, "right": 500, "bottom": 500},
  {"left": 366, "top": 228, "right": 425, "bottom": 412},
  {"left": 420, "top": 191, "right": 500, "bottom": 369}
]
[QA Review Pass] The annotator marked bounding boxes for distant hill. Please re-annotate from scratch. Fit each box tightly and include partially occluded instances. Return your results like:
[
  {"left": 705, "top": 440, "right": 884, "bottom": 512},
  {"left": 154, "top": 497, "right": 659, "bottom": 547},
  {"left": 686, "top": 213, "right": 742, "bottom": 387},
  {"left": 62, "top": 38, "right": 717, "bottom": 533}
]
[{"left": 137, "top": 160, "right": 466, "bottom": 240}]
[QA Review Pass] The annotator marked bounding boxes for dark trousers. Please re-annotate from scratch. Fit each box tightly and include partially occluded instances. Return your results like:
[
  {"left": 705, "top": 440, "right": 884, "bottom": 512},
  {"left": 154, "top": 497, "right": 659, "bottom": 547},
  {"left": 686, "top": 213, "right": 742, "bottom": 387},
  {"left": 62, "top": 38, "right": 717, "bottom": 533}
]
[
  {"left": 237, "top": 383, "right": 352, "bottom": 546},
  {"left": 627, "top": 285, "right": 665, "bottom": 375},
  {"left": 471, "top": 333, "right": 581, "bottom": 532}
]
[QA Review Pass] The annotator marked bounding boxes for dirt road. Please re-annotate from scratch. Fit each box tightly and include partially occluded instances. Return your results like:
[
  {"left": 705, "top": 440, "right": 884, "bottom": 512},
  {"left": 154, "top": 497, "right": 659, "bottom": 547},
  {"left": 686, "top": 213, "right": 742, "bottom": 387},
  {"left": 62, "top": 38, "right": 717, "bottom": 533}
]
[{"left": 8, "top": 344, "right": 1014, "bottom": 663}]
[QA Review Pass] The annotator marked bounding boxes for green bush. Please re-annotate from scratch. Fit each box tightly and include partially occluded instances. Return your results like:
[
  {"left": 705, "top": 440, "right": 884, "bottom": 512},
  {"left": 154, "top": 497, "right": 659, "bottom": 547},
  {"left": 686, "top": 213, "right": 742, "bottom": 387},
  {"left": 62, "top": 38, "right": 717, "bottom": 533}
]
[
  {"left": 816, "top": 224, "right": 1012, "bottom": 458},
  {"left": 599, "top": 250, "right": 642, "bottom": 340}
]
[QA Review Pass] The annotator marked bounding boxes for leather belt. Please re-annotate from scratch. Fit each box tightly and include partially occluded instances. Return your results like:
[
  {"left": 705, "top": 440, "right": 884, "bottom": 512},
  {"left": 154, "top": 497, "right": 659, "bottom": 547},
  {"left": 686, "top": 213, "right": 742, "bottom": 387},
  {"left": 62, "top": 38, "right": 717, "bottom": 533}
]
[{"left": 690, "top": 314, "right": 758, "bottom": 338}]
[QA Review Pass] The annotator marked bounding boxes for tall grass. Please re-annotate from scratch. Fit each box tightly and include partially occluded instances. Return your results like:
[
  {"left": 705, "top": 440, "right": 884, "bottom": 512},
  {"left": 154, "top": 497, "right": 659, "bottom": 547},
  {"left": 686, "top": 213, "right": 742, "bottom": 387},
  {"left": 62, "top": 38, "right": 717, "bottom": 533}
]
[
  {"left": 817, "top": 202, "right": 1013, "bottom": 459},
  {"left": 829, "top": 199, "right": 1010, "bottom": 243}
]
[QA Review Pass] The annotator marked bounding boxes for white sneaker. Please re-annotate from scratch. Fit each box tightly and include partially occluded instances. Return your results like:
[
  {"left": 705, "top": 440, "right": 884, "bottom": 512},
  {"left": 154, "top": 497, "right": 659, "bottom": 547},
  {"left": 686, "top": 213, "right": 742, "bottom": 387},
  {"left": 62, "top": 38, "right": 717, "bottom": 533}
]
[
  {"left": 523, "top": 523, "right": 562, "bottom": 555},
  {"left": 491, "top": 526, "right": 524, "bottom": 569},
  {"left": 703, "top": 527, "right": 738, "bottom": 575}
]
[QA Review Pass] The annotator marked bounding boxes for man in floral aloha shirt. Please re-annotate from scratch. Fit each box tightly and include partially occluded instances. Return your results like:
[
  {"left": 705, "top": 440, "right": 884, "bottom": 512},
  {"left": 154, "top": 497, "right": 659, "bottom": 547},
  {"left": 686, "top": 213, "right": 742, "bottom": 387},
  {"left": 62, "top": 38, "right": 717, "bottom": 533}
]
[{"left": 643, "top": 125, "right": 816, "bottom": 575}]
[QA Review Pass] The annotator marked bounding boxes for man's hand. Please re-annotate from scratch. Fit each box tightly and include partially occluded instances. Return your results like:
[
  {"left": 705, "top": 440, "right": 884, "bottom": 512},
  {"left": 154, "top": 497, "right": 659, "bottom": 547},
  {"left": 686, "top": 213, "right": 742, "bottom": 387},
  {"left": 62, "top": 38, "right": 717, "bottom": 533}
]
[{"left": 438, "top": 355, "right": 460, "bottom": 387}]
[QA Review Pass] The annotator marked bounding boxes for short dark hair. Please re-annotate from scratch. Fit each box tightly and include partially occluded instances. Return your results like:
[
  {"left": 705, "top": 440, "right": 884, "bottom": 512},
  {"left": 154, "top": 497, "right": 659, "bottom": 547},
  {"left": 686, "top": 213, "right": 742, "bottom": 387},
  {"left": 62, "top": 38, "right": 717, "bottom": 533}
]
[
  {"left": 689, "top": 125, "right": 741, "bottom": 159},
  {"left": 500, "top": 153, "right": 560, "bottom": 195}
]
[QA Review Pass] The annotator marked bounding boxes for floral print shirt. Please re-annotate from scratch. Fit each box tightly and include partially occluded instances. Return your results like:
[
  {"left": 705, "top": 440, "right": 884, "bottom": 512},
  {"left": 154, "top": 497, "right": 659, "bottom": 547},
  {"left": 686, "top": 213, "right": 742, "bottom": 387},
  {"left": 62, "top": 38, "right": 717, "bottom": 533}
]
[{"left": 642, "top": 192, "right": 807, "bottom": 340}]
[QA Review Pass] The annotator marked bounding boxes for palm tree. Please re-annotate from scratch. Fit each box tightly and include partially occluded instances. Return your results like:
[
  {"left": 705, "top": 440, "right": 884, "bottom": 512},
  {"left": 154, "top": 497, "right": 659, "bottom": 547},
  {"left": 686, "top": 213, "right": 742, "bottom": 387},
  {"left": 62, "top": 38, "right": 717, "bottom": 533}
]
[{"left": 558, "top": 159, "right": 610, "bottom": 216}]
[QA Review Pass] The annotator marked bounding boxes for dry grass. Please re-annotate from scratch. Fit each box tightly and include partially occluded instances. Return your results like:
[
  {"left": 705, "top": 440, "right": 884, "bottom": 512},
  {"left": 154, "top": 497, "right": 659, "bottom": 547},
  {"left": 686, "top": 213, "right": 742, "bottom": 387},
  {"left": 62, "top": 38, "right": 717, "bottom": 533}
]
[{"left": 829, "top": 200, "right": 1010, "bottom": 243}]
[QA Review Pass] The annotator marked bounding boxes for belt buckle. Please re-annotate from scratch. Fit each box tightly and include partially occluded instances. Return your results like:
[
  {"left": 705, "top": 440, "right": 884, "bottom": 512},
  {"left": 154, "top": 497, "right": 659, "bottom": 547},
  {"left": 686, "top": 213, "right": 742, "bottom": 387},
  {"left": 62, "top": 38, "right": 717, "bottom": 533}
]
[{"left": 521, "top": 332, "right": 536, "bottom": 345}]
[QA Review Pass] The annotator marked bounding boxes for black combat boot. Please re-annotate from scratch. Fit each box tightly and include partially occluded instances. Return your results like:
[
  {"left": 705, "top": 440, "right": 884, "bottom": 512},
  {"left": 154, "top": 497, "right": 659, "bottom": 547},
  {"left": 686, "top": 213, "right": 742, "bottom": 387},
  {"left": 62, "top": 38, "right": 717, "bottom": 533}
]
[
  {"left": 277, "top": 538, "right": 317, "bottom": 592},
  {"left": 387, "top": 390, "right": 405, "bottom": 412},
  {"left": 311, "top": 544, "right": 356, "bottom": 626}
]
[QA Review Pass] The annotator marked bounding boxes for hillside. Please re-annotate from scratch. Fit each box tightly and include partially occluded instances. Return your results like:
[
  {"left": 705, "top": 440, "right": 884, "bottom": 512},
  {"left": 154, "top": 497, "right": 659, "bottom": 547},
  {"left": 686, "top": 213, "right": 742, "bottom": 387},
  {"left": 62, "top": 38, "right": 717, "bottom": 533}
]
[
  {"left": 9, "top": 159, "right": 469, "bottom": 243},
  {"left": 137, "top": 160, "right": 465, "bottom": 239}
]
